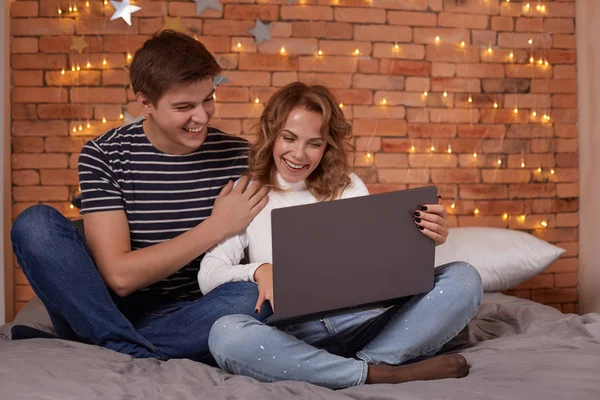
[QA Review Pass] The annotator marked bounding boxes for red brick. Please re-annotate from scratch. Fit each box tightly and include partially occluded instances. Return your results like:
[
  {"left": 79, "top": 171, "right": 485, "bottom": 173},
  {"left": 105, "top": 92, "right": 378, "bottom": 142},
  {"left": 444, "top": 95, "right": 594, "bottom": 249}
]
[
  {"left": 431, "top": 62, "right": 456, "bottom": 77},
  {"left": 505, "top": 64, "right": 552, "bottom": 79},
  {"left": 214, "top": 103, "right": 264, "bottom": 119},
  {"left": 444, "top": 0, "right": 499, "bottom": 15},
  {"left": 367, "top": 184, "right": 407, "bottom": 195},
  {"left": 408, "top": 154, "right": 457, "bottom": 168},
  {"left": 482, "top": 169, "right": 531, "bottom": 184},
  {"left": 387, "top": 11, "right": 437, "bottom": 27},
  {"left": 70, "top": 88, "right": 127, "bottom": 104},
  {"left": 358, "top": 59, "right": 379, "bottom": 74},
  {"left": 374, "top": 92, "right": 425, "bottom": 107},
  {"left": 44, "top": 137, "right": 88, "bottom": 153},
  {"left": 503, "top": 94, "right": 552, "bottom": 109},
  {"left": 353, "top": 119, "right": 408, "bottom": 137},
  {"left": 507, "top": 124, "right": 553, "bottom": 138},
  {"left": 12, "top": 70, "right": 42, "bottom": 87},
  {"left": 515, "top": 18, "right": 544, "bottom": 33},
  {"left": 414, "top": 28, "right": 469, "bottom": 45},
  {"left": 365, "top": 0, "right": 428, "bottom": 10},
  {"left": 544, "top": 257, "right": 579, "bottom": 273},
  {"left": 479, "top": 109, "right": 533, "bottom": 124},
  {"left": 318, "top": 40, "right": 371, "bottom": 57},
  {"left": 454, "top": 93, "right": 499, "bottom": 108},
  {"left": 374, "top": 43, "right": 425, "bottom": 60},
  {"left": 296, "top": 73, "right": 351, "bottom": 89},
  {"left": 221, "top": 71, "right": 271, "bottom": 87},
  {"left": 482, "top": 78, "right": 530, "bottom": 93},
  {"left": 37, "top": 104, "right": 94, "bottom": 121},
  {"left": 383, "top": 61, "right": 431, "bottom": 77},
  {"left": 533, "top": 229, "right": 578, "bottom": 245},
  {"left": 372, "top": 154, "right": 409, "bottom": 169},
  {"left": 13, "top": 120, "right": 69, "bottom": 137},
  {"left": 531, "top": 288, "right": 577, "bottom": 304},
  {"left": 378, "top": 169, "right": 430, "bottom": 184},
  {"left": 438, "top": 13, "right": 488, "bottom": 29},
  {"left": 472, "top": 30, "right": 497, "bottom": 47},
  {"left": 12, "top": 104, "right": 37, "bottom": 120},
  {"left": 554, "top": 124, "right": 577, "bottom": 138},
  {"left": 10, "top": 1, "right": 38, "bottom": 17},
  {"left": 457, "top": 124, "right": 506, "bottom": 139},
  {"left": 543, "top": 18, "right": 575, "bottom": 34},
  {"left": 39, "top": 169, "right": 80, "bottom": 186},
  {"left": 39, "top": 35, "right": 102, "bottom": 54},
  {"left": 75, "top": 17, "right": 139, "bottom": 35},
  {"left": 298, "top": 56, "right": 358, "bottom": 73},
  {"left": 102, "top": 35, "right": 148, "bottom": 53},
  {"left": 12, "top": 137, "right": 44, "bottom": 154},
  {"left": 353, "top": 106, "right": 406, "bottom": 119},
  {"left": 45, "top": 70, "right": 102, "bottom": 86},
  {"left": 556, "top": 183, "right": 578, "bottom": 198},
  {"left": 507, "top": 154, "right": 555, "bottom": 169},
  {"left": 546, "top": 50, "right": 576, "bottom": 65},
  {"left": 284, "top": 5, "right": 333, "bottom": 21},
  {"left": 509, "top": 184, "right": 557, "bottom": 199},
  {"left": 430, "top": 109, "right": 480, "bottom": 123},
  {"left": 551, "top": 94, "right": 577, "bottom": 109},
  {"left": 550, "top": 109, "right": 578, "bottom": 124},
  {"left": 334, "top": 7, "right": 385, "bottom": 23},
  {"left": 556, "top": 212, "right": 578, "bottom": 228},
  {"left": 12, "top": 54, "right": 67, "bottom": 70},
  {"left": 224, "top": 4, "right": 278, "bottom": 20},
  {"left": 431, "top": 78, "right": 481, "bottom": 93},
  {"left": 258, "top": 38, "right": 319, "bottom": 55},
  {"left": 11, "top": 37, "right": 38, "bottom": 54},
  {"left": 553, "top": 35, "right": 576, "bottom": 49},
  {"left": 293, "top": 22, "right": 352, "bottom": 39},
  {"left": 481, "top": 49, "right": 528, "bottom": 64},
  {"left": 458, "top": 215, "right": 508, "bottom": 229},
  {"left": 554, "top": 273, "right": 578, "bottom": 288},
  {"left": 13, "top": 186, "right": 70, "bottom": 202},
  {"left": 460, "top": 184, "right": 509, "bottom": 199},
  {"left": 355, "top": 137, "right": 382, "bottom": 153},
  {"left": 15, "top": 285, "right": 35, "bottom": 302},
  {"left": 11, "top": 88, "right": 68, "bottom": 103},
  {"left": 354, "top": 25, "right": 412, "bottom": 43},
  {"left": 12, "top": 18, "right": 74, "bottom": 35},
  {"left": 353, "top": 74, "right": 404, "bottom": 90},
  {"left": 542, "top": 2, "right": 575, "bottom": 18},
  {"left": 456, "top": 63, "right": 504, "bottom": 78},
  {"left": 491, "top": 16, "right": 514, "bottom": 31},
  {"left": 12, "top": 154, "right": 68, "bottom": 170},
  {"left": 553, "top": 66, "right": 576, "bottom": 80},
  {"left": 498, "top": 33, "right": 552, "bottom": 49},
  {"left": 431, "top": 169, "right": 480, "bottom": 183},
  {"left": 500, "top": 2, "right": 522, "bottom": 17}
]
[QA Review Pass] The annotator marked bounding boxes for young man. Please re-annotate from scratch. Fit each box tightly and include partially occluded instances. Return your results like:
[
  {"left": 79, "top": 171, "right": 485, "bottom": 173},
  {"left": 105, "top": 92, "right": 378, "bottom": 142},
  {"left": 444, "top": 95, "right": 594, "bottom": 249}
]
[{"left": 10, "top": 30, "right": 270, "bottom": 364}]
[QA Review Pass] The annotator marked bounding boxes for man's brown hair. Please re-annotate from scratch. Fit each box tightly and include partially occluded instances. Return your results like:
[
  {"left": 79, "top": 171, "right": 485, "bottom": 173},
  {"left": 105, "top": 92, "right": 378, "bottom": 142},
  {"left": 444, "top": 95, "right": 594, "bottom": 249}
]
[{"left": 130, "top": 30, "right": 221, "bottom": 105}]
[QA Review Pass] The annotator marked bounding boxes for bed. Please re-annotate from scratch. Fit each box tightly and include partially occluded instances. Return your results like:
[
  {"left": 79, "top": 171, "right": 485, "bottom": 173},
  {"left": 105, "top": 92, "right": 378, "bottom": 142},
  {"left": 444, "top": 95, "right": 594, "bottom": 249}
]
[{"left": 1, "top": 293, "right": 599, "bottom": 400}]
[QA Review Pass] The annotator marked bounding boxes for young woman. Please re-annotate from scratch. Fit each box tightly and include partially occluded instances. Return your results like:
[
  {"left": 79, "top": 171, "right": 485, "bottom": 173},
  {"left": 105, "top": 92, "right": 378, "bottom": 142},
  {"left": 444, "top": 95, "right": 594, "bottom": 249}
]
[{"left": 198, "top": 82, "right": 483, "bottom": 389}]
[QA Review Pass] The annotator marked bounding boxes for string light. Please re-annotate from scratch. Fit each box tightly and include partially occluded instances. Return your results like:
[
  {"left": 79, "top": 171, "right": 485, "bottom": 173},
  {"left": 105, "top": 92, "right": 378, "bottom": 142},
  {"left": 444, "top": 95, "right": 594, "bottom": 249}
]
[
  {"left": 68, "top": 6, "right": 72, "bottom": 12},
  {"left": 366, "top": 152, "right": 372, "bottom": 159},
  {"left": 503, "top": 213, "right": 509, "bottom": 221},
  {"left": 102, "top": 58, "right": 107, "bottom": 66},
  {"left": 423, "top": 91, "right": 428, "bottom": 97},
  {"left": 460, "top": 41, "right": 465, "bottom": 48},
  {"left": 127, "top": 53, "right": 132, "bottom": 60},
  {"left": 493, "top": 101, "right": 498, "bottom": 108},
  {"left": 541, "top": 220, "right": 548, "bottom": 227},
  {"left": 538, "top": 58, "right": 544, "bottom": 65},
  {"left": 528, "top": 38, "right": 533, "bottom": 45},
  {"left": 71, "top": 65, "right": 75, "bottom": 72},
  {"left": 513, "top": 107, "right": 518, "bottom": 114},
  {"left": 58, "top": 7, "right": 62, "bottom": 15},
  {"left": 532, "top": 110, "right": 537, "bottom": 117},
  {"left": 451, "top": 203, "right": 456, "bottom": 209},
  {"left": 519, "top": 214, "right": 526, "bottom": 222},
  {"left": 73, "top": 5, "right": 78, "bottom": 12},
  {"left": 70, "top": 204, "right": 74, "bottom": 210},
  {"left": 254, "top": 98, "right": 260, "bottom": 104},
  {"left": 86, "top": 61, "right": 91, "bottom": 68},
  {"left": 237, "top": 42, "right": 242, "bottom": 48},
  {"left": 473, "top": 152, "right": 478, "bottom": 158},
  {"left": 447, "top": 144, "right": 452, "bottom": 154},
  {"left": 521, "top": 161, "right": 525, "bottom": 168},
  {"left": 102, "top": 117, "right": 107, "bottom": 123},
  {"left": 550, "top": 168, "right": 555, "bottom": 175},
  {"left": 212, "top": 92, "right": 216, "bottom": 100},
  {"left": 536, "top": 4, "right": 541, "bottom": 11},
  {"left": 339, "top": 103, "right": 344, "bottom": 108},
  {"left": 525, "top": 3, "right": 531, "bottom": 11},
  {"left": 529, "top": 56, "right": 534, "bottom": 64},
  {"left": 543, "top": 114, "right": 551, "bottom": 121},
  {"left": 497, "top": 158, "right": 502, "bottom": 165},
  {"left": 86, "top": 1, "right": 90, "bottom": 7},
  {"left": 537, "top": 167, "right": 542, "bottom": 173},
  {"left": 468, "top": 96, "right": 472, "bottom": 103},
  {"left": 381, "top": 98, "right": 387, "bottom": 105},
  {"left": 119, "top": 113, "right": 124, "bottom": 120},
  {"left": 86, "top": 122, "right": 91, "bottom": 129},
  {"left": 353, "top": 49, "right": 360, "bottom": 55},
  {"left": 443, "top": 91, "right": 448, "bottom": 97},
  {"left": 72, "top": 126, "right": 77, "bottom": 133},
  {"left": 487, "top": 46, "right": 493, "bottom": 54},
  {"left": 61, "top": 68, "right": 65, "bottom": 75},
  {"left": 474, "top": 208, "right": 480, "bottom": 216},
  {"left": 541, "top": 5, "right": 546, "bottom": 12},
  {"left": 78, "top": 124, "right": 83, "bottom": 131},
  {"left": 394, "top": 43, "right": 399, "bottom": 50},
  {"left": 104, "top": 0, "right": 108, "bottom": 5},
  {"left": 509, "top": 51, "right": 514, "bottom": 60},
  {"left": 434, "top": 36, "right": 440, "bottom": 44},
  {"left": 76, "top": 65, "right": 81, "bottom": 71},
  {"left": 317, "top": 50, "right": 323, "bottom": 56},
  {"left": 430, "top": 144, "right": 435, "bottom": 152},
  {"left": 410, "top": 145, "right": 415, "bottom": 152},
  {"left": 280, "top": 46, "right": 286, "bottom": 55},
  {"left": 544, "top": 60, "right": 549, "bottom": 66}
]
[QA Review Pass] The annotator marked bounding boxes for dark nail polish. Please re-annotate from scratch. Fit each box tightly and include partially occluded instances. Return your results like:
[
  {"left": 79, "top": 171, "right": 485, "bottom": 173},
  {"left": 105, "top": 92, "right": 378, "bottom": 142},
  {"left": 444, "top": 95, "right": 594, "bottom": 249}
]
[
  {"left": 255, "top": 309, "right": 259, "bottom": 314},
  {"left": 437, "top": 195, "right": 442, "bottom": 199},
  {"left": 421, "top": 205, "right": 428, "bottom": 211},
  {"left": 418, "top": 225, "right": 424, "bottom": 230},
  {"left": 414, "top": 217, "right": 421, "bottom": 223},
  {"left": 414, "top": 211, "right": 421, "bottom": 217}
]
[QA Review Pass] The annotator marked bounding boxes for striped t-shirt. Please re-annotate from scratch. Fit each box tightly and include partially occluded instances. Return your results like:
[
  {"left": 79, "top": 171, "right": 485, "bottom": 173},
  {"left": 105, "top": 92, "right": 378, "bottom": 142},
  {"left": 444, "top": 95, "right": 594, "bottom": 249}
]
[{"left": 78, "top": 121, "right": 249, "bottom": 301}]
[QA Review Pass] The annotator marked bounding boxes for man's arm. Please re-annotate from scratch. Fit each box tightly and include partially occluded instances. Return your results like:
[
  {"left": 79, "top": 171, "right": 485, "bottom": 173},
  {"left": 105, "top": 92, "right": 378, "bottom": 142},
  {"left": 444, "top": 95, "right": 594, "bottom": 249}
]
[{"left": 84, "top": 177, "right": 268, "bottom": 297}]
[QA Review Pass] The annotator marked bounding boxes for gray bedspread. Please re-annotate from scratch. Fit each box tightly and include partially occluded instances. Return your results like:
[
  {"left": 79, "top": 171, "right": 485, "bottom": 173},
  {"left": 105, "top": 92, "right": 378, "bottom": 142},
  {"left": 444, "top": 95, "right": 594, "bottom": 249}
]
[{"left": 1, "top": 293, "right": 599, "bottom": 400}]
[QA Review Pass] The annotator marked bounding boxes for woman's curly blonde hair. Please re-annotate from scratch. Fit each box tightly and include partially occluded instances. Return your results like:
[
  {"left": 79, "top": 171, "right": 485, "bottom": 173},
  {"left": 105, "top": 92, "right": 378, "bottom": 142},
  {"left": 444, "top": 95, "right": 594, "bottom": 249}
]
[{"left": 247, "top": 82, "right": 354, "bottom": 201}]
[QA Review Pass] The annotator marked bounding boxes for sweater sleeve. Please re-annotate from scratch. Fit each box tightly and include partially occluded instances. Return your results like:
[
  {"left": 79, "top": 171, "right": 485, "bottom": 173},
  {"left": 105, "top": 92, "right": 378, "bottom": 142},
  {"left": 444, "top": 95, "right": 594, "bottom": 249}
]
[
  {"left": 341, "top": 173, "right": 370, "bottom": 199},
  {"left": 198, "top": 229, "right": 265, "bottom": 295}
]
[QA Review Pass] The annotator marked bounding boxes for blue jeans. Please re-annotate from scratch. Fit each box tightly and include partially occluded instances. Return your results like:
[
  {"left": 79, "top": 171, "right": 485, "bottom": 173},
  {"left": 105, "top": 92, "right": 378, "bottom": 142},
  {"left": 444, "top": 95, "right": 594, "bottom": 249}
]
[
  {"left": 10, "top": 205, "right": 271, "bottom": 364},
  {"left": 208, "top": 262, "right": 482, "bottom": 389}
]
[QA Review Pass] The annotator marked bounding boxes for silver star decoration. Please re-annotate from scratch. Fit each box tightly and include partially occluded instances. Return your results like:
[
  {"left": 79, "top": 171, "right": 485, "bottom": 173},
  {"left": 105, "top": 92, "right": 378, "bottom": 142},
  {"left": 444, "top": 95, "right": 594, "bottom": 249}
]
[
  {"left": 123, "top": 111, "right": 144, "bottom": 125},
  {"left": 110, "top": 0, "right": 141, "bottom": 26},
  {"left": 248, "top": 19, "right": 272, "bottom": 45},
  {"left": 194, "top": 0, "right": 222, "bottom": 16},
  {"left": 213, "top": 75, "right": 230, "bottom": 86},
  {"left": 288, "top": 0, "right": 299, "bottom": 4}
]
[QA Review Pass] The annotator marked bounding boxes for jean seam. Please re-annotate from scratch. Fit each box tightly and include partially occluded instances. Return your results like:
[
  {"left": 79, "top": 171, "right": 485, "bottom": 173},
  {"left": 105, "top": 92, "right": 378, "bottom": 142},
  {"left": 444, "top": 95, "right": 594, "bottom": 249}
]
[{"left": 357, "top": 360, "right": 369, "bottom": 386}]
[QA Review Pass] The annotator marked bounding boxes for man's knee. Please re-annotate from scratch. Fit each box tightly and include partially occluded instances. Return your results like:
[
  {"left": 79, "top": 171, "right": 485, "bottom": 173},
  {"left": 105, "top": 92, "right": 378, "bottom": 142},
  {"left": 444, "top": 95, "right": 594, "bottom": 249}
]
[{"left": 11, "top": 204, "right": 66, "bottom": 248}]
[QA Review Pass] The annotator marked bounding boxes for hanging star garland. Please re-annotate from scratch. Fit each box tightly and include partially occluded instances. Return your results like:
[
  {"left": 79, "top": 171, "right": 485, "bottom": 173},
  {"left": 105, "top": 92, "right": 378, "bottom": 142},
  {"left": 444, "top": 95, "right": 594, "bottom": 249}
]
[
  {"left": 248, "top": 19, "right": 272, "bottom": 45},
  {"left": 109, "top": 0, "right": 141, "bottom": 26},
  {"left": 161, "top": 16, "right": 187, "bottom": 33},
  {"left": 194, "top": 0, "right": 222, "bottom": 16},
  {"left": 213, "top": 75, "right": 230, "bottom": 87},
  {"left": 70, "top": 36, "right": 89, "bottom": 55}
]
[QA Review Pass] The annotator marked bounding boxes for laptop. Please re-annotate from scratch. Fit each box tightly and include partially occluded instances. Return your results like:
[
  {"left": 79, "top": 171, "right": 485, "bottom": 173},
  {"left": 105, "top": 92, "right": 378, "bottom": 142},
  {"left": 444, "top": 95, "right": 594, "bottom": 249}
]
[{"left": 268, "top": 185, "right": 438, "bottom": 326}]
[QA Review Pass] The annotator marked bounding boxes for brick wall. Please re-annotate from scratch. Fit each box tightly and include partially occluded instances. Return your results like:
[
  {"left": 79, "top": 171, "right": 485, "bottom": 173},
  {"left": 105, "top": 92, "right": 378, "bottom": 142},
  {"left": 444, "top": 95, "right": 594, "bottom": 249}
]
[{"left": 9, "top": 0, "right": 578, "bottom": 316}]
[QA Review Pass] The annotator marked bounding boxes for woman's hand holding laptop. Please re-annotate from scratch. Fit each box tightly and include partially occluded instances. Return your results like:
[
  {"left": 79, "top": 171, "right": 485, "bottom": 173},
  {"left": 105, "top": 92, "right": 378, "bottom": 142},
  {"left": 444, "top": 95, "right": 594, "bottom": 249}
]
[
  {"left": 414, "top": 196, "right": 449, "bottom": 246},
  {"left": 254, "top": 263, "right": 274, "bottom": 313}
]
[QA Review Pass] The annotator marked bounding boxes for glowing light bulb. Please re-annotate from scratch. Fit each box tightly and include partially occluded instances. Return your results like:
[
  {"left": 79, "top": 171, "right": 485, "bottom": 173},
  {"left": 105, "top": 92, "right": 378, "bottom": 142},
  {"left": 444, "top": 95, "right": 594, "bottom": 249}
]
[
  {"left": 550, "top": 169, "right": 555, "bottom": 175},
  {"left": 317, "top": 50, "right": 323, "bottom": 56},
  {"left": 381, "top": 98, "right": 387, "bottom": 105},
  {"left": 503, "top": 213, "right": 509, "bottom": 220},
  {"left": 86, "top": 122, "right": 91, "bottom": 129},
  {"left": 519, "top": 214, "right": 526, "bottom": 222},
  {"left": 494, "top": 102, "right": 498, "bottom": 108},
  {"left": 474, "top": 208, "right": 480, "bottom": 215},
  {"left": 460, "top": 41, "right": 465, "bottom": 48},
  {"left": 434, "top": 36, "right": 440, "bottom": 44},
  {"left": 102, "top": 117, "right": 107, "bottom": 123},
  {"left": 447, "top": 145, "right": 452, "bottom": 154},
  {"left": 532, "top": 111, "right": 537, "bottom": 117},
  {"left": 538, "top": 58, "right": 543, "bottom": 65},
  {"left": 70, "top": 204, "right": 74, "bottom": 209},
  {"left": 119, "top": 113, "right": 124, "bottom": 120},
  {"left": 529, "top": 56, "right": 534, "bottom": 64},
  {"left": 102, "top": 58, "right": 107, "bottom": 66},
  {"left": 72, "top": 127, "right": 77, "bottom": 133},
  {"left": 280, "top": 47, "right": 286, "bottom": 55},
  {"left": 521, "top": 161, "right": 525, "bottom": 168},
  {"left": 394, "top": 43, "right": 399, "bottom": 50},
  {"left": 104, "top": 0, "right": 108, "bottom": 5},
  {"left": 537, "top": 167, "right": 542, "bottom": 173},
  {"left": 78, "top": 124, "right": 83, "bottom": 131},
  {"left": 61, "top": 68, "right": 65, "bottom": 75},
  {"left": 237, "top": 42, "right": 241, "bottom": 48},
  {"left": 366, "top": 153, "right": 372, "bottom": 159},
  {"left": 525, "top": 3, "right": 531, "bottom": 10},
  {"left": 127, "top": 53, "right": 132, "bottom": 60},
  {"left": 86, "top": 61, "right": 91, "bottom": 68},
  {"left": 451, "top": 203, "right": 456, "bottom": 209},
  {"left": 73, "top": 5, "right": 78, "bottom": 11},
  {"left": 86, "top": 1, "right": 90, "bottom": 7},
  {"left": 544, "top": 60, "right": 549, "bottom": 66},
  {"left": 473, "top": 152, "right": 478, "bottom": 158},
  {"left": 254, "top": 98, "right": 260, "bottom": 104},
  {"left": 443, "top": 91, "right": 448, "bottom": 97},
  {"left": 487, "top": 46, "right": 492, "bottom": 54},
  {"left": 513, "top": 108, "right": 518, "bottom": 114},
  {"left": 541, "top": 220, "right": 548, "bottom": 227},
  {"left": 509, "top": 51, "right": 514, "bottom": 59},
  {"left": 528, "top": 38, "right": 533, "bottom": 45},
  {"left": 468, "top": 96, "right": 472, "bottom": 103},
  {"left": 354, "top": 49, "right": 360, "bottom": 55},
  {"left": 423, "top": 91, "right": 428, "bottom": 97},
  {"left": 536, "top": 4, "right": 541, "bottom": 11},
  {"left": 58, "top": 7, "right": 62, "bottom": 15},
  {"left": 541, "top": 5, "right": 546, "bottom": 12},
  {"left": 430, "top": 145, "right": 435, "bottom": 151},
  {"left": 76, "top": 65, "right": 80, "bottom": 71},
  {"left": 68, "top": 6, "right": 72, "bottom": 12},
  {"left": 497, "top": 159, "right": 502, "bottom": 165},
  {"left": 339, "top": 103, "right": 344, "bottom": 108},
  {"left": 71, "top": 65, "right": 75, "bottom": 72}
]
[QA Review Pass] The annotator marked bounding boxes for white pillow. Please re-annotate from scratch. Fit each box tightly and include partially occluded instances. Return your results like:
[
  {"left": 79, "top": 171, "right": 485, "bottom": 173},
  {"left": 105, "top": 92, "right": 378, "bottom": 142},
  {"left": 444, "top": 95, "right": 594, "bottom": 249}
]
[{"left": 435, "top": 227, "right": 565, "bottom": 292}]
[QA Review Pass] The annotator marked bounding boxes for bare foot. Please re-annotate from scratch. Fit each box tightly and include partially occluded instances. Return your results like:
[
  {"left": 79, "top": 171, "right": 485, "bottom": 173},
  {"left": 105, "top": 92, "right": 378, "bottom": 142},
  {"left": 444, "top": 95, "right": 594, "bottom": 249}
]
[{"left": 365, "top": 354, "right": 469, "bottom": 384}]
